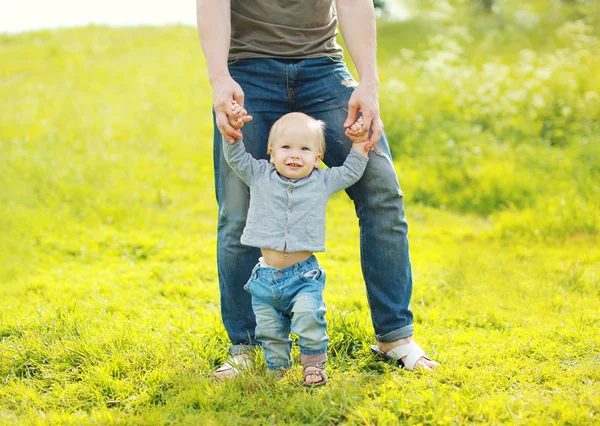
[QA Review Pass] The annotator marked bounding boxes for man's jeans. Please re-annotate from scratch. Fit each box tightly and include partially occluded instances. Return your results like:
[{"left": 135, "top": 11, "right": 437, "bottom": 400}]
[
  {"left": 213, "top": 57, "right": 414, "bottom": 356},
  {"left": 244, "top": 256, "right": 328, "bottom": 370}
]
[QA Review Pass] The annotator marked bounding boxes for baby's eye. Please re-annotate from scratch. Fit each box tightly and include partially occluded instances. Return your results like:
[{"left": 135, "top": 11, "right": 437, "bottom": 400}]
[
  {"left": 301, "top": 147, "right": 310, "bottom": 151},
  {"left": 282, "top": 145, "right": 290, "bottom": 149}
]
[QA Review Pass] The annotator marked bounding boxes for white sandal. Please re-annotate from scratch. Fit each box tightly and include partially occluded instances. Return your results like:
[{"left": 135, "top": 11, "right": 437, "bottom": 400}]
[
  {"left": 214, "top": 354, "right": 252, "bottom": 380},
  {"left": 370, "top": 342, "right": 434, "bottom": 370}
]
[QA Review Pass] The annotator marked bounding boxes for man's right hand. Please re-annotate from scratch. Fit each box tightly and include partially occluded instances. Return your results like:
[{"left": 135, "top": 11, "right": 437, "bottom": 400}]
[{"left": 212, "top": 73, "right": 253, "bottom": 143}]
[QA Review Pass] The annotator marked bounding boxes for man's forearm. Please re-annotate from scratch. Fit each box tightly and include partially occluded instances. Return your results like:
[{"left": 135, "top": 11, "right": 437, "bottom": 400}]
[
  {"left": 336, "top": 0, "right": 379, "bottom": 84},
  {"left": 196, "top": 0, "right": 231, "bottom": 85}
]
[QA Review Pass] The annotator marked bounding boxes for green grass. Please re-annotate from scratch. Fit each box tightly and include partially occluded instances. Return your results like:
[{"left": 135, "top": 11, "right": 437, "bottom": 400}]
[{"left": 1, "top": 6, "right": 599, "bottom": 425}]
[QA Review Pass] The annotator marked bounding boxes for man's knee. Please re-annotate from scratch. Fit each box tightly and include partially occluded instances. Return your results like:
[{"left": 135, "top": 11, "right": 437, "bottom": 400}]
[
  {"left": 217, "top": 179, "right": 250, "bottom": 225},
  {"left": 351, "top": 166, "right": 404, "bottom": 208}
]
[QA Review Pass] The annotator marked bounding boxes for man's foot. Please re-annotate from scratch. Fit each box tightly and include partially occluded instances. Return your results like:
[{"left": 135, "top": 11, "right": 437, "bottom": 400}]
[
  {"left": 375, "top": 337, "right": 439, "bottom": 370},
  {"left": 214, "top": 353, "right": 252, "bottom": 380}
]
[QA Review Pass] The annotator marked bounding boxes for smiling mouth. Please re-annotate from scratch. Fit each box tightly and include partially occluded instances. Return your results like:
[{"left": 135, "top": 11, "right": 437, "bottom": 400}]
[{"left": 286, "top": 163, "right": 302, "bottom": 168}]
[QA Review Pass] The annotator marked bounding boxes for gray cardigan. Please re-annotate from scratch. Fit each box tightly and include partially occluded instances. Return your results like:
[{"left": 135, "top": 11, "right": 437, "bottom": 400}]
[{"left": 223, "top": 139, "right": 369, "bottom": 252}]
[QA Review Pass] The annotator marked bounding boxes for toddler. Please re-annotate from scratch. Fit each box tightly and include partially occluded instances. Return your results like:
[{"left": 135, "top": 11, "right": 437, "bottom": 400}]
[{"left": 222, "top": 101, "right": 368, "bottom": 386}]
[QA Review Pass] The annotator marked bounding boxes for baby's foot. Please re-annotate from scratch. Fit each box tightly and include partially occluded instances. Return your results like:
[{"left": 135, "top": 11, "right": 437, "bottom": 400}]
[{"left": 303, "top": 364, "right": 328, "bottom": 387}]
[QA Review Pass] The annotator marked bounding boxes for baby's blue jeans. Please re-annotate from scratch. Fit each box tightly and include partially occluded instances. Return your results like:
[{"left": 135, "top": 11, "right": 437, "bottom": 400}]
[{"left": 244, "top": 256, "right": 328, "bottom": 370}]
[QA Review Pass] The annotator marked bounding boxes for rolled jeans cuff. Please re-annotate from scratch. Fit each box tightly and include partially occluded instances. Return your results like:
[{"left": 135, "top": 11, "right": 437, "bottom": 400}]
[
  {"left": 376, "top": 324, "right": 414, "bottom": 342},
  {"left": 299, "top": 348, "right": 328, "bottom": 356},
  {"left": 267, "top": 360, "right": 293, "bottom": 371},
  {"left": 229, "top": 344, "right": 257, "bottom": 356}
]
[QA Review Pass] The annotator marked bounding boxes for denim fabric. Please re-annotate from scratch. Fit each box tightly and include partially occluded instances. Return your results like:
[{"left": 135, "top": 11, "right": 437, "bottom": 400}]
[
  {"left": 213, "top": 57, "right": 414, "bottom": 353},
  {"left": 244, "top": 256, "right": 328, "bottom": 370}
]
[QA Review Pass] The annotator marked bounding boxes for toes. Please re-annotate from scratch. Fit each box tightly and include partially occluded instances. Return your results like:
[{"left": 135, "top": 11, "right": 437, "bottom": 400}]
[
  {"left": 305, "top": 374, "right": 323, "bottom": 384},
  {"left": 415, "top": 359, "right": 433, "bottom": 370},
  {"left": 214, "top": 370, "right": 235, "bottom": 380},
  {"left": 415, "top": 356, "right": 439, "bottom": 370}
]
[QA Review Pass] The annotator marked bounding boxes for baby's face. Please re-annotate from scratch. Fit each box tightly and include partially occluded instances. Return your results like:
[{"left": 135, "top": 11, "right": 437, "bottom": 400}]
[{"left": 269, "top": 127, "right": 322, "bottom": 179}]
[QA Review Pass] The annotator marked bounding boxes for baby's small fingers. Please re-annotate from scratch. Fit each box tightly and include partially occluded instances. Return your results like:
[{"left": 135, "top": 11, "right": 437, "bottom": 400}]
[
  {"left": 231, "top": 101, "right": 246, "bottom": 115},
  {"left": 355, "top": 118, "right": 365, "bottom": 131}
]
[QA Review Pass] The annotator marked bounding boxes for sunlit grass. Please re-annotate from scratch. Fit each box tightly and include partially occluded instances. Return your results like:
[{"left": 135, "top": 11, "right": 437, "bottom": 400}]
[{"left": 1, "top": 6, "right": 599, "bottom": 424}]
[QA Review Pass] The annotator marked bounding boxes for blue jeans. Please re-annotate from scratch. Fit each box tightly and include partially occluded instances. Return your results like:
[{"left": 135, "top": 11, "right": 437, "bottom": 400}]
[
  {"left": 213, "top": 57, "right": 414, "bottom": 356},
  {"left": 244, "top": 256, "right": 328, "bottom": 370}
]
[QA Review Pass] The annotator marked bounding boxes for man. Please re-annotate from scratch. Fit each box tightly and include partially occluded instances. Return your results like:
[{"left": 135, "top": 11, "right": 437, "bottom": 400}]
[{"left": 196, "top": 0, "right": 439, "bottom": 378}]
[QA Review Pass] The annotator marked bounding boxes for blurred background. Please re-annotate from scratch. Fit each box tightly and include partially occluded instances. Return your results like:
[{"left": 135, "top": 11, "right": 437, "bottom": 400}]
[
  {"left": 1, "top": 0, "right": 599, "bottom": 280},
  {"left": 0, "top": 0, "right": 196, "bottom": 33},
  {"left": 1, "top": 0, "right": 402, "bottom": 33}
]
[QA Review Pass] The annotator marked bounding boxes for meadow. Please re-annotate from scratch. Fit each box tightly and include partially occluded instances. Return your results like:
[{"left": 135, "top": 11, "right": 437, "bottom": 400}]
[{"left": 1, "top": 2, "right": 599, "bottom": 424}]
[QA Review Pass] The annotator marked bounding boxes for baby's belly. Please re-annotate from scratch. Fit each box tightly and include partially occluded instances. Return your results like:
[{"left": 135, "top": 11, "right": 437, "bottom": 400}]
[{"left": 260, "top": 248, "right": 313, "bottom": 269}]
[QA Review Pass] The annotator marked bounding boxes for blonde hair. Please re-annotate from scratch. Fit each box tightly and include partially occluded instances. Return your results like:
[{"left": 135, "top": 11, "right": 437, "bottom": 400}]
[{"left": 267, "top": 113, "right": 326, "bottom": 155}]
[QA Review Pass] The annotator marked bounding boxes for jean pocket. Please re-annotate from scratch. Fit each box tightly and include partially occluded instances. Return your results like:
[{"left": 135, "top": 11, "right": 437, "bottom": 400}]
[
  {"left": 227, "top": 58, "right": 247, "bottom": 67},
  {"left": 244, "top": 270, "right": 259, "bottom": 291},
  {"left": 303, "top": 268, "right": 321, "bottom": 281},
  {"left": 302, "top": 268, "right": 326, "bottom": 285},
  {"left": 325, "top": 55, "right": 344, "bottom": 64}
]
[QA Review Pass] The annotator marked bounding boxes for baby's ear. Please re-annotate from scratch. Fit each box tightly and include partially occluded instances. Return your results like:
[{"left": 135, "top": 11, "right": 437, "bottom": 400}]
[{"left": 314, "top": 154, "right": 322, "bottom": 168}]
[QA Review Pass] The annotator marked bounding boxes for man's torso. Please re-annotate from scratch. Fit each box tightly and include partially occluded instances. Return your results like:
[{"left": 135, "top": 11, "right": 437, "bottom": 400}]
[{"left": 229, "top": 0, "right": 344, "bottom": 60}]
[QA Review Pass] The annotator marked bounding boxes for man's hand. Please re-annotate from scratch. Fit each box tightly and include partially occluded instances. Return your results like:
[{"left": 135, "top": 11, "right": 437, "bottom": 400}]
[
  {"left": 343, "top": 79, "right": 384, "bottom": 152},
  {"left": 212, "top": 74, "right": 253, "bottom": 143},
  {"left": 345, "top": 117, "right": 369, "bottom": 157}
]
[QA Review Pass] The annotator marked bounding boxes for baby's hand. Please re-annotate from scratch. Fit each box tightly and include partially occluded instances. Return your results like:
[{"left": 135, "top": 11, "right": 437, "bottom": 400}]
[
  {"left": 228, "top": 100, "right": 248, "bottom": 131},
  {"left": 345, "top": 116, "right": 369, "bottom": 143}
]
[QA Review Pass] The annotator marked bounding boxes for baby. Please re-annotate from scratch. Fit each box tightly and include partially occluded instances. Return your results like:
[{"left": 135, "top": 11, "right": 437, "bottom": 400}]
[{"left": 222, "top": 101, "right": 368, "bottom": 386}]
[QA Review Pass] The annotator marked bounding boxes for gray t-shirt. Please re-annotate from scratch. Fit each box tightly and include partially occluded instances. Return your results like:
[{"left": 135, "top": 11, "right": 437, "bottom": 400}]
[
  {"left": 223, "top": 139, "right": 368, "bottom": 252},
  {"left": 229, "top": 0, "right": 344, "bottom": 60}
]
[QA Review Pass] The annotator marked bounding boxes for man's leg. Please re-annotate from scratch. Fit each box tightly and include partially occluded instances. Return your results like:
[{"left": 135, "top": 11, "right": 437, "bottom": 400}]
[
  {"left": 296, "top": 57, "right": 437, "bottom": 369},
  {"left": 213, "top": 113, "right": 259, "bottom": 354},
  {"left": 213, "top": 58, "right": 293, "bottom": 371}
]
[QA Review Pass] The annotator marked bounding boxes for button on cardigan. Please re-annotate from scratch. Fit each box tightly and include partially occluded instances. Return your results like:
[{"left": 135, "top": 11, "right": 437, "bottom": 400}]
[{"left": 222, "top": 139, "right": 369, "bottom": 253}]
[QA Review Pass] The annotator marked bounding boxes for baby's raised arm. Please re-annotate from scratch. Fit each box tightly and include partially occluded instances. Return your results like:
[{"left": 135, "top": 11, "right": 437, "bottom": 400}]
[
  {"left": 221, "top": 101, "right": 266, "bottom": 185},
  {"left": 323, "top": 117, "right": 370, "bottom": 194}
]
